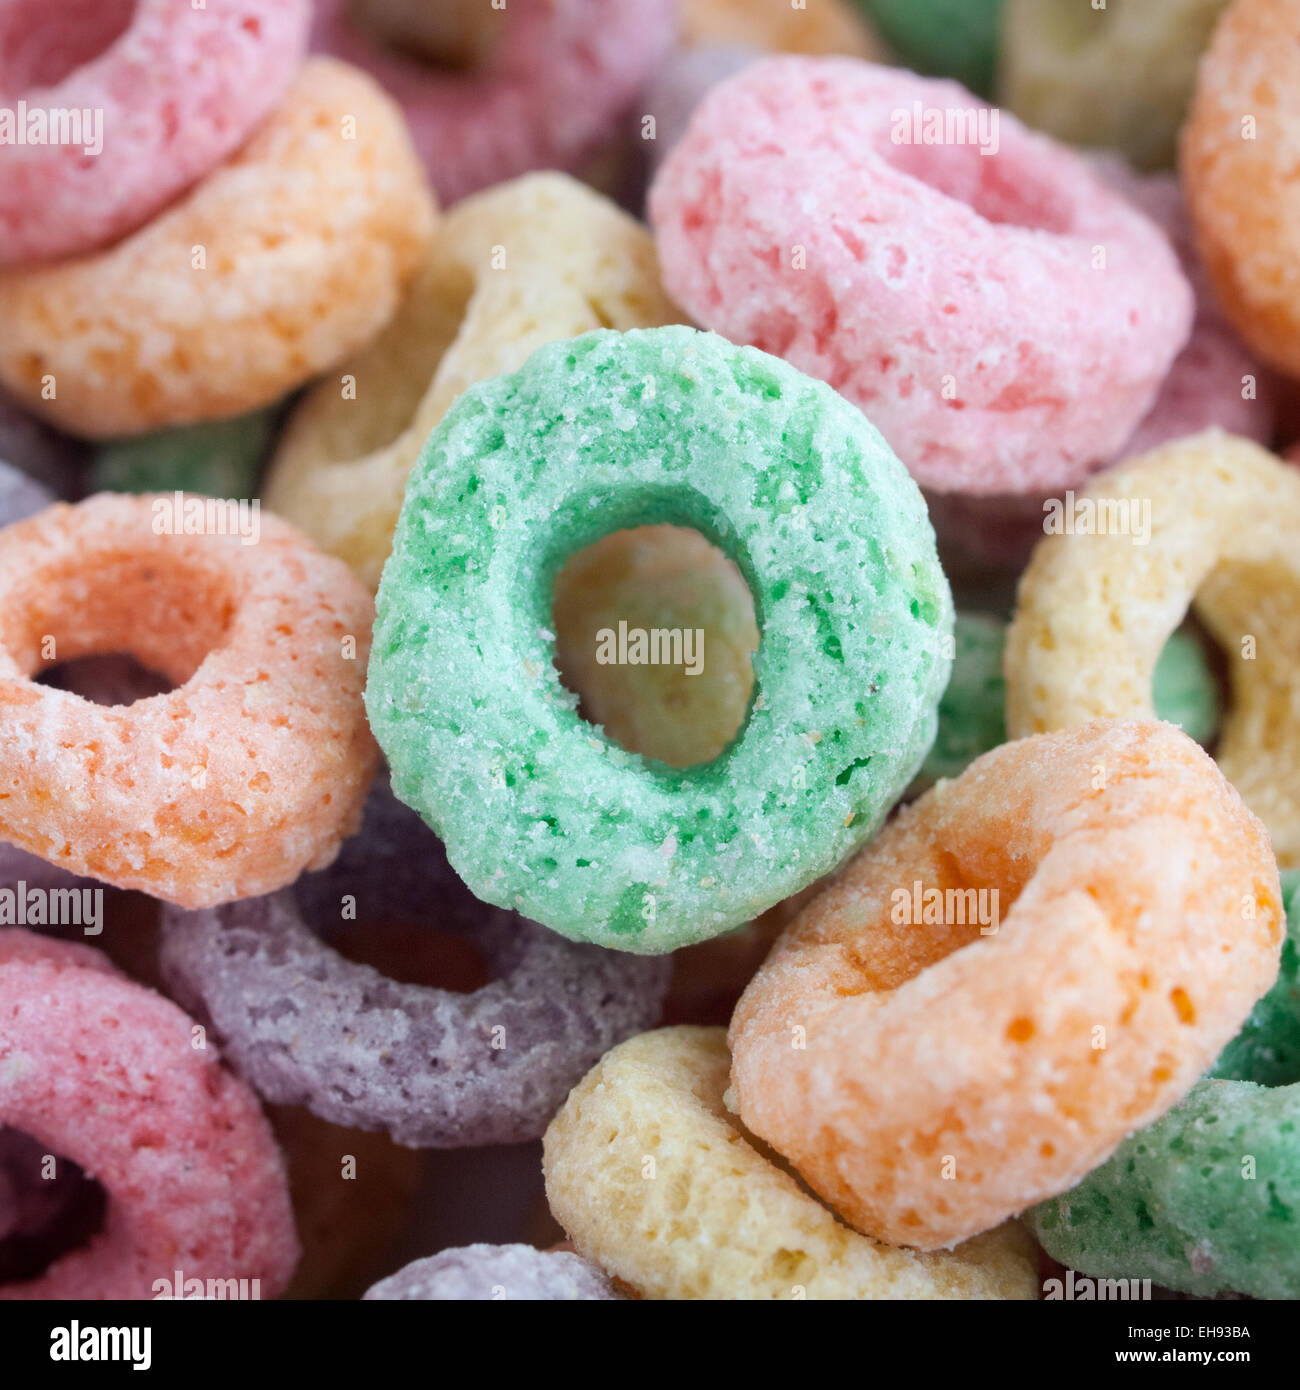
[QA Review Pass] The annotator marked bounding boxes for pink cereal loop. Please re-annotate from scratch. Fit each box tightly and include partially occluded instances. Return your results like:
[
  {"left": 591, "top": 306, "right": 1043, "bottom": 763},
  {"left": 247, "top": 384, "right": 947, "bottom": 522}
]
[
  {"left": 0, "top": 932, "right": 299, "bottom": 1299},
  {"left": 650, "top": 57, "right": 1194, "bottom": 494},
  {"left": 0, "top": 0, "right": 310, "bottom": 266},
  {"left": 311, "top": 0, "right": 676, "bottom": 204}
]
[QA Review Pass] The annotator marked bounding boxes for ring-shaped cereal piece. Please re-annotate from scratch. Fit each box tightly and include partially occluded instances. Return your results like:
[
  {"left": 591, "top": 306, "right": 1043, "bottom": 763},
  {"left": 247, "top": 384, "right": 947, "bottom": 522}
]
[
  {"left": 264, "top": 172, "right": 679, "bottom": 591},
  {"left": 542, "top": 1026, "right": 1038, "bottom": 1299},
  {"left": 0, "top": 0, "right": 309, "bottom": 266},
  {"left": 650, "top": 57, "right": 1194, "bottom": 495},
  {"left": 365, "top": 325, "right": 953, "bottom": 953},
  {"left": 0, "top": 493, "right": 378, "bottom": 906},
  {"left": 0, "top": 58, "right": 436, "bottom": 440},
  {"left": 1001, "top": 0, "right": 1228, "bottom": 172},
  {"left": 158, "top": 776, "right": 670, "bottom": 1146},
  {"left": 310, "top": 0, "right": 675, "bottom": 205},
  {"left": 728, "top": 720, "right": 1284, "bottom": 1251},
  {"left": 1181, "top": 0, "right": 1300, "bottom": 379},
  {"left": 0, "top": 931, "right": 298, "bottom": 1299},
  {"left": 912, "top": 613, "right": 1222, "bottom": 794},
  {"left": 1028, "top": 872, "right": 1300, "bottom": 1298},
  {"left": 1004, "top": 432, "right": 1300, "bottom": 867},
  {"left": 363, "top": 1244, "right": 620, "bottom": 1300}
]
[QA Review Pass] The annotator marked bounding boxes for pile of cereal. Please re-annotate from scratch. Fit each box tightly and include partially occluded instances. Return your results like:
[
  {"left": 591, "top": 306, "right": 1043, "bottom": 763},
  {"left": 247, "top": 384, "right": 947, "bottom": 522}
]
[{"left": 1, "top": 0, "right": 1297, "bottom": 1313}]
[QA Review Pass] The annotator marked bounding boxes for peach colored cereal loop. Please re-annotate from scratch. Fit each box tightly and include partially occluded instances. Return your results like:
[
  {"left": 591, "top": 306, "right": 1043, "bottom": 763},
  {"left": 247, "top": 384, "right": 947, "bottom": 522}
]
[
  {"left": 0, "top": 58, "right": 436, "bottom": 439},
  {"left": 0, "top": 494, "right": 378, "bottom": 906},
  {"left": 1181, "top": 0, "right": 1300, "bottom": 379},
  {"left": 728, "top": 720, "right": 1284, "bottom": 1250}
]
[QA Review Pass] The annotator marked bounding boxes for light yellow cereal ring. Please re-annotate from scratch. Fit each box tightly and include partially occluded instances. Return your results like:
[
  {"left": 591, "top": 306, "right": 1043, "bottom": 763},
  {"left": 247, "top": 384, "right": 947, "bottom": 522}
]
[
  {"left": 1000, "top": 0, "right": 1229, "bottom": 171},
  {"left": 263, "top": 171, "right": 681, "bottom": 591},
  {"left": 0, "top": 58, "right": 436, "bottom": 440},
  {"left": 682, "top": 0, "right": 882, "bottom": 58},
  {"left": 542, "top": 1026, "right": 1039, "bottom": 1300},
  {"left": 1004, "top": 431, "right": 1300, "bottom": 865}
]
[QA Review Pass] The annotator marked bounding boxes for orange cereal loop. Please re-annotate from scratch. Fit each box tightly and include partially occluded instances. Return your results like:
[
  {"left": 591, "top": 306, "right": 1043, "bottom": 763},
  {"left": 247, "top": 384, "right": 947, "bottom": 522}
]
[
  {"left": 1181, "top": 0, "right": 1300, "bottom": 378},
  {"left": 0, "top": 58, "right": 436, "bottom": 440},
  {"left": 681, "top": 0, "right": 883, "bottom": 58},
  {"left": 728, "top": 720, "right": 1284, "bottom": 1251},
  {"left": 0, "top": 494, "right": 379, "bottom": 906},
  {"left": 1004, "top": 431, "right": 1300, "bottom": 866}
]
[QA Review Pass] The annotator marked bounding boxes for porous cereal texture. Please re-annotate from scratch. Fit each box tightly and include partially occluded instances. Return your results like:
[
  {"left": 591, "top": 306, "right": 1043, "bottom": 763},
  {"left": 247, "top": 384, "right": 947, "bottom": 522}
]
[
  {"left": 366, "top": 325, "right": 952, "bottom": 952},
  {"left": 543, "top": 1027, "right": 1039, "bottom": 1299},
  {"left": 729, "top": 720, "right": 1283, "bottom": 1249}
]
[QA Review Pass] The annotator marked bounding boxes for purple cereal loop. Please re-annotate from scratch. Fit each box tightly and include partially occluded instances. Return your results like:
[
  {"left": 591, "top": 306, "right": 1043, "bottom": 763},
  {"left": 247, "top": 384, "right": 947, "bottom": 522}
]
[
  {"left": 0, "top": 458, "right": 52, "bottom": 528},
  {"left": 158, "top": 777, "right": 671, "bottom": 1148}
]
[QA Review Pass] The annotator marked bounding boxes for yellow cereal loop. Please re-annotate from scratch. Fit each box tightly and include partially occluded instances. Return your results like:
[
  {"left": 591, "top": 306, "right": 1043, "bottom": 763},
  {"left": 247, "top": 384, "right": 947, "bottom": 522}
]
[
  {"left": 551, "top": 526, "right": 758, "bottom": 769},
  {"left": 1001, "top": 0, "right": 1229, "bottom": 170},
  {"left": 1004, "top": 431, "right": 1300, "bottom": 865},
  {"left": 682, "top": 0, "right": 882, "bottom": 58},
  {"left": 0, "top": 59, "right": 435, "bottom": 440},
  {"left": 542, "top": 1026, "right": 1039, "bottom": 1300},
  {"left": 263, "top": 171, "right": 681, "bottom": 591}
]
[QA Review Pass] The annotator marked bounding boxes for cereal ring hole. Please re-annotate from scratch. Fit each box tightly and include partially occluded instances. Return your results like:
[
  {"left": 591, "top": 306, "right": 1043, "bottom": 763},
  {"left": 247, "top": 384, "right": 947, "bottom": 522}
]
[
  {"left": 1151, "top": 617, "right": 1226, "bottom": 754},
  {"left": 319, "top": 915, "right": 492, "bottom": 993},
  {"left": 344, "top": 0, "right": 504, "bottom": 73},
  {"left": 552, "top": 524, "right": 759, "bottom": 768},
  {"left": 5, "top": 547, "right": 238, "bottom": 688},
  {"left": 0, "top": 1126, "right": 107, "bottom": 1287},
  {"left": 878, "top": 138, "right": 1075, "bottom": 235},
  {"left": 292, "top": 832, "right": 503, "bottom": 995},
  {"left": 37, "top": 654, "right": 173, "bottom": 707},
  {"left": 0, "top": 0, "right": 135, "bottom": 94}
]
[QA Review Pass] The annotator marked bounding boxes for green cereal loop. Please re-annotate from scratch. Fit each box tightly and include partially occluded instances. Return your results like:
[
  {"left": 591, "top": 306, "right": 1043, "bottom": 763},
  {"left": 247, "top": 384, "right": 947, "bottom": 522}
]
[
  {"left": 365, "top": 326, "right": 953, "bottom": 953},
  {"left": 1212, "top": 872, "right": 1300, "bottom": 1088},
  {"left": 911, "top": 616, "right": 1220, "bottom": 793},
  {"left": 1151, "top": 628, "right": 1221, "bottom": 749},
  {"left": 89, "top": 409, "right": 275, "bottom": 499},
  {"left": 857, "top": 0, "right": 1003, "bottom": 97},
  {"left": 1026, "top": 871, "right": 1300, "bottom": 1298}
]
